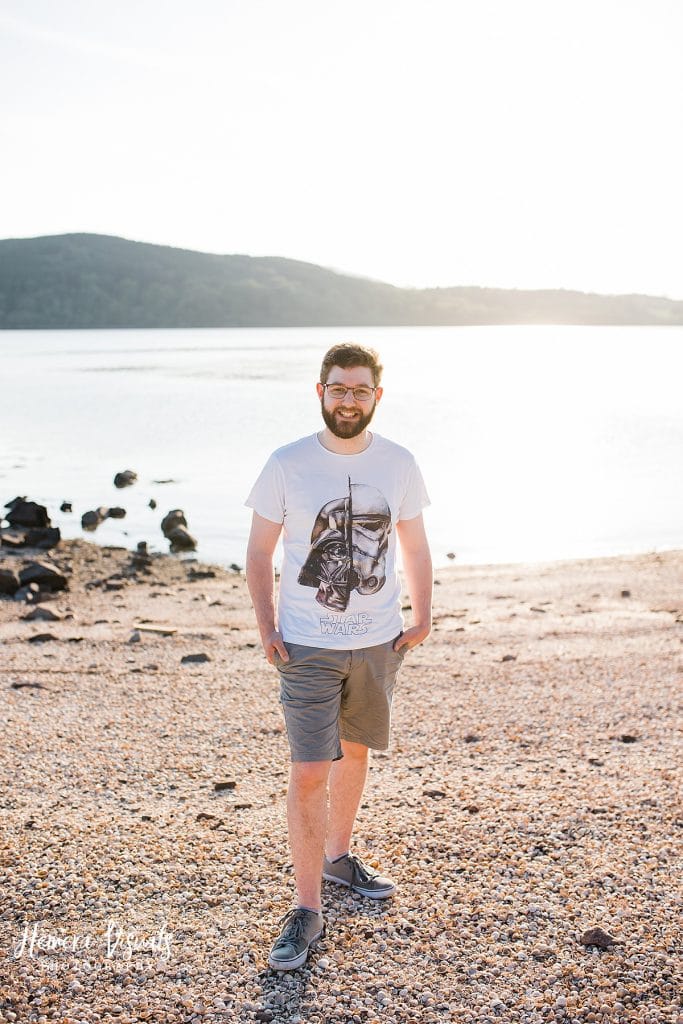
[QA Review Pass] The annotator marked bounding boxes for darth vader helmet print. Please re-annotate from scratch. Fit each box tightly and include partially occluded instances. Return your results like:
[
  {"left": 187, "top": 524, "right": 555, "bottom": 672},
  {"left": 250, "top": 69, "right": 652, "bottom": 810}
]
[{"left": 298, "top": 478, "right": 392, "bottom": 612}]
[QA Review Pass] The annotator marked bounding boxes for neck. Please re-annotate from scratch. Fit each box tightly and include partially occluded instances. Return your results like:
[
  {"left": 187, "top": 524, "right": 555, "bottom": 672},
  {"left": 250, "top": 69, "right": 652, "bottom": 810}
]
[{"left": 317, "top": 428, "right": 373, "bottom": 455}]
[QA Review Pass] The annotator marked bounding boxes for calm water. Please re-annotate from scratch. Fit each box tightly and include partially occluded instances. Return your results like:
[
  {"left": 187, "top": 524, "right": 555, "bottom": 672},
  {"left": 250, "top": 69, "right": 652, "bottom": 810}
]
[{"left": 1, "top": 325, "right": 682, "bottom": 569}]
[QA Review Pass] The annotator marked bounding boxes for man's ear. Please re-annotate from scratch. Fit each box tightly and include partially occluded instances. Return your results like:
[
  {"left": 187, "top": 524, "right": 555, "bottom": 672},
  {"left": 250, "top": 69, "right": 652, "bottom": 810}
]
[
  {"left": 316, "top": 382, "right": 324, "bottom": 400},
  {"left": 375, "top": 386, "right": 384, "bottom": 404}
]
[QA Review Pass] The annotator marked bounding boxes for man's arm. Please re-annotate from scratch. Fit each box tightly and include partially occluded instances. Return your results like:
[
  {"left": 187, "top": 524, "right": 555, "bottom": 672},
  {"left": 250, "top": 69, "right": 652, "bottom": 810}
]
[
  {"left": 245, "top": 511, "right": 290, "bottom": 664},
  {"left": 394, "top": 513, "right": 433, "bottom": 653}
]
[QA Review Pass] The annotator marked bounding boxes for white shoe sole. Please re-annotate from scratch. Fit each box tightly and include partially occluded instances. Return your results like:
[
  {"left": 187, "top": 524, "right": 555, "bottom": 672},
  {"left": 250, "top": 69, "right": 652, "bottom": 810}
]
[{"left": 268, "top": 927, "right": 324, "bottom": 971}]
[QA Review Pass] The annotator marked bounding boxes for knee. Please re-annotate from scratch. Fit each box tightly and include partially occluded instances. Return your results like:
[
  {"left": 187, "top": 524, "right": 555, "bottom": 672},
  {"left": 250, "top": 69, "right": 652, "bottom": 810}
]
[
  {"left": 340, "top": 739, "right": 370, "bottom": 761},
  {"left": 290, "top": 760, "right": 330, "bottom": 793}
]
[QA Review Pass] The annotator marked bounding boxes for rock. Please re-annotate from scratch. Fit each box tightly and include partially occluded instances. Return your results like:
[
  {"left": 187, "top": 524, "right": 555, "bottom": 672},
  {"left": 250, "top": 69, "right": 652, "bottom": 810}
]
[
  {"left": 27, "top": 633, "right": 59, "bottom": 643},
  {"left": 463, "top": 734, "right": 480, "bottom": 743},
  {"left": 0, "top": 525, "right": 59, "bottom": 550},
  {"left": 161, "top": 510, "right": 187, "bottom": 537},
  {"left": 214, "top": 780, "right": 237, "bottom": 792},
  {"left": 168, "top": 526, "right": 197, "bottom": 552},
  {"left": 22, "top": 606, "right": 63, "bottom": 622},
  {"left": 181, "top": 653, "right": 210, "bottom": 664},
  {"left": 6, "top": 499, "right": 50, "bottom": 529},
  {"left": 81, "top": 508, "right": 108, "bottom": 531},
  {"left": 60, "top": 501, "right": 72, "bottom": 513},
  {"left": 620, "top": 734, "right": 638, "bottom": 743},
  {"left": 579, "top": 927, "right": 621, "bottom": 950},
  {"left": 423, "top": 788, "right": 447, "bottom": 799},
  {"left": 130, "top": 541, "right": 152, "bottom": 570},
  {"left": 4, "top": 494, "right": 27, "bottom": 511},
  {"left": 149, "top": 498, "right": 157, "bottom": 509},
  {"left": 621, "top": 589, "right": 631, "bottom": 598},
  {"left": 255, "top": 1011, "right": 274, "bottom": 1022},
  {"left": 187, "top": 569, "right": 216, "bottom": 580},
  {"left": 18, "top": 561, "right": 67, "bottom": 592},
  {"left": 446, "top": 551, "right": 456, "bottom": 560},
  {"left": 128, "top": 631, "right": 141, "bottom": 644},
  {"left": 25, "top": 527, "right": 61, "bottom": 550},
  {"left": 0, "top": 528, "right": 28, "bottom": 548},
  {"left": 13, "top": 584, "right": 39, "bottom": 602},
  {"left": 229, "top": 563, "right": 242, "bottom": 573},
  {"left": 10, "top": 681, "right": 47, "bottom": 689},
  {"left": 0, "top": 568, "right": 20, "bottom": 595},
  {"left": 114, "top": 470, "right": 138, "bottom": 488},
  {"left": 107, "top": 506, "right": 127, "bottom": 519},
  {"left": 501, "top": 653, "right": 517, "bottom": 662}
]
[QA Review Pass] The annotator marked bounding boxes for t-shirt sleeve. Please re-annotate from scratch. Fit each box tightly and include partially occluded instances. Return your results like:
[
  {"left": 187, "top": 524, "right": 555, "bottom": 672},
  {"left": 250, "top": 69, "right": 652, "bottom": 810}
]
[
  {"left": 398, "top": 457, "right": 431, "bottom": 521},
  {"left": 245, "top": 454, "right": 286, "bottom": 524}
]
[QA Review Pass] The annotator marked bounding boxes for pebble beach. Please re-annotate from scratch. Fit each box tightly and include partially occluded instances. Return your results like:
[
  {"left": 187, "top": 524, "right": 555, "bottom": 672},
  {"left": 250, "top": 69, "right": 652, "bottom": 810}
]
[{"left": 0, "top": 539, "right": 681, "bottom": 1023}]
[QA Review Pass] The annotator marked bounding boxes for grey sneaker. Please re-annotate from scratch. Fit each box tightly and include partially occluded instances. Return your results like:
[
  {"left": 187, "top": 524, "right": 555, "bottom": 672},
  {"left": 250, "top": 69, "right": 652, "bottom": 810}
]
[
  {"left": 323, "top": 852, "right": 396, "bottom": 899},
  {"left": 268, "top": 908, "right": 325, "bottom": 971}
]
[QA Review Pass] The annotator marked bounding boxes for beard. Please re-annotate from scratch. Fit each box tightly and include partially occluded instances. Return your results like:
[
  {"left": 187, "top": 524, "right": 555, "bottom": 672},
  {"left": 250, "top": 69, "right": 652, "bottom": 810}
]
[{"left": 321, "top": 399, "right": 377, "bottom": 439}]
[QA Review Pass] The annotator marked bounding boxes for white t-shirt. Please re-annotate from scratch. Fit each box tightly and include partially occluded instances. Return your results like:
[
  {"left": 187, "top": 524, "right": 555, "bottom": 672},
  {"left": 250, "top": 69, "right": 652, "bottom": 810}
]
[{"left": 245, "top": 432, "right": 430, "bottom": 650}]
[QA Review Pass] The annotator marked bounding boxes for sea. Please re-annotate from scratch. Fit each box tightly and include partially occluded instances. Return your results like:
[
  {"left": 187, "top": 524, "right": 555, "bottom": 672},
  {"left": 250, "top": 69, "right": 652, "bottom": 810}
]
[{"left": 1, "top": 325, "right": 682, "bottom": 570}]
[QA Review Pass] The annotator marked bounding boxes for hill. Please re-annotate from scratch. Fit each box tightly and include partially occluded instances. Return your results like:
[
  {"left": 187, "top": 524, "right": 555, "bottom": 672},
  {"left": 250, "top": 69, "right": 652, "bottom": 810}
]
[{"left": 1, "top": 233, "right": 682, "bottom": 327}]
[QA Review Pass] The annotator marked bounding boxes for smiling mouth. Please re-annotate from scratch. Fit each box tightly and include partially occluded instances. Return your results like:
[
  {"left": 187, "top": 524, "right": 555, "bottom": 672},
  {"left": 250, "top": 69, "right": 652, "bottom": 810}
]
[{"left": 337, "top": 410, "right": 360, "bottom": 419}]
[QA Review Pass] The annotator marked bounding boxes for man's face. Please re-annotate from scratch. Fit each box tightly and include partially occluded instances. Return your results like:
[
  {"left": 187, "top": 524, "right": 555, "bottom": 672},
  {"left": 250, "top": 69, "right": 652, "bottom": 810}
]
[{"left": 316, "top": 365, "right": 383, "bottom": 439}]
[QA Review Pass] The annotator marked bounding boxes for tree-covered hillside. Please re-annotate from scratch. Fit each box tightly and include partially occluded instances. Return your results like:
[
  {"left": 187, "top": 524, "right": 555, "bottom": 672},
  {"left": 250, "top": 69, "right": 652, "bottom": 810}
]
[{"left": 1, "top": 233, "right": 682, "bottom": 327}]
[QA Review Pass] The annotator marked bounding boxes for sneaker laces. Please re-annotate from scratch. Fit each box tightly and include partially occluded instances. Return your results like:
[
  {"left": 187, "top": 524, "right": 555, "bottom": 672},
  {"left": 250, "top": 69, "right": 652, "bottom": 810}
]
[
  {"left": 273, "top": 908, "right": 312, "bottom": 949},
  {"left": 347, "top": 853, "right": 380, "bottom": 886}
]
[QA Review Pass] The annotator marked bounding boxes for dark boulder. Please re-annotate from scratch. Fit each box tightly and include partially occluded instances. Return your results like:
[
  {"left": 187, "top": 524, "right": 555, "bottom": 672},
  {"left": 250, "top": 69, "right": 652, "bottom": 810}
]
[
  {"left": 81, "top": 508, "right": 109, "bottom": 531},
  {"left": 107, "top": 507, "right": 126, "bottom": 519},
  {"left": 25, "top": 527, "right": 61, "bottom": 550},
  {"left": 4, "top": 495, "right": 27, "bottom": 511},
  {"left": 6, "top": 500, "right": 51, "bottom": 529},
  {"left": 114, "top": 470, "right": 138, "bottom": 488},
  {"left": 18, "top": 561, "right": 68, "bottom": 592},
  {"left": 60, "top": 501, "right": 72, "bottom": 513},
  {"left": 168, "top": 526, "right": 197, "bottom": 552},
  {"left": 161, "top": 510, "right": 188, "bottom": 537}
]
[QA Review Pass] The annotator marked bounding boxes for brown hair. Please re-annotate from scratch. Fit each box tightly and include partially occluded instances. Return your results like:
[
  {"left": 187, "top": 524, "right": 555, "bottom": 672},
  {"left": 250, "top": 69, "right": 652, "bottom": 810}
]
[{"left": 319, "top": 343, "right": 383, "bottom": 387}]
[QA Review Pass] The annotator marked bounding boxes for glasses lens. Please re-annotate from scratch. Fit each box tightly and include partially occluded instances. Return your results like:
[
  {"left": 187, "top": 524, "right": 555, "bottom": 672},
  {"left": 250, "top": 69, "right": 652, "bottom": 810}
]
[{"left": 326, "top": 385, "right": 374, "bottom": 401}]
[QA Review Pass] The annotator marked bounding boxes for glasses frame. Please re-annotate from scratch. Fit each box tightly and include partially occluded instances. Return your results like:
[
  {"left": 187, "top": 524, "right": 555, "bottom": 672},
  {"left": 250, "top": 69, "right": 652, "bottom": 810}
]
[{"left": 321, "top": 383, "right": 378, "bottom": 402}]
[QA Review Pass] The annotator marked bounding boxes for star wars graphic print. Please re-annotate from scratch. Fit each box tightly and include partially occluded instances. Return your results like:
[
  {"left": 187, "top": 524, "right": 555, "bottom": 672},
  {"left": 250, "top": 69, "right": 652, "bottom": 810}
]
[{"left": 298, "top": 477, "right": 392, "bottom": 611}]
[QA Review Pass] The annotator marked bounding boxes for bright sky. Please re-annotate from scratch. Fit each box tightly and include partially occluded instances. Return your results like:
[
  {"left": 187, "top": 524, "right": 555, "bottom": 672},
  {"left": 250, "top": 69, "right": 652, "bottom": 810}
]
[{"left": 2, "top": 0, "right": 682, "bottom": 298}]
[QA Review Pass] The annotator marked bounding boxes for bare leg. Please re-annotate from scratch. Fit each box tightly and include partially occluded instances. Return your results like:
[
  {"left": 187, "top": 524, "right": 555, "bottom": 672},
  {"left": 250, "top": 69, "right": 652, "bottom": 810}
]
[
  {"left": 287, "top": 760, "right": 332, "bottom": 911},
  {"left": 326, "top": 739, "right": 369, "bottom": 860}
]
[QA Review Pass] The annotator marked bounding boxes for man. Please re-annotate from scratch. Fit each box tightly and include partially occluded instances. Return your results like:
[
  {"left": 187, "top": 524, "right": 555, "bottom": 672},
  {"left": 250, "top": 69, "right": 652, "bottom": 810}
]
[{"left": 245, "top": 343, "right": 432, "bottom": 971}]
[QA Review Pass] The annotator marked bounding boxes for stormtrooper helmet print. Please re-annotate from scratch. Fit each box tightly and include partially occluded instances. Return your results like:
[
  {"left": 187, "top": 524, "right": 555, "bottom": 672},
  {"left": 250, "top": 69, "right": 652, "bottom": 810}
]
[{"left": 298, "top": 478, "right": 392, "bottom": 611}]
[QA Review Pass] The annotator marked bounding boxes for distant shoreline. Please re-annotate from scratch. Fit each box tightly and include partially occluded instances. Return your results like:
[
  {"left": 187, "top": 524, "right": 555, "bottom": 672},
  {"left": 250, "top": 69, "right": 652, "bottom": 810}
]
[{"left": 3, "top": 233, "right": 683, "bottom": 328}]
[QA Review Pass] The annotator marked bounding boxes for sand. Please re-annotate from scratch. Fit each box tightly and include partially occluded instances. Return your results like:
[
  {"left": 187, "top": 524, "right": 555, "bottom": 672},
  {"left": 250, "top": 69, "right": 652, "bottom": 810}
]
[{"left": 0, "top": 539, "right": 681, "bottom": 1024}]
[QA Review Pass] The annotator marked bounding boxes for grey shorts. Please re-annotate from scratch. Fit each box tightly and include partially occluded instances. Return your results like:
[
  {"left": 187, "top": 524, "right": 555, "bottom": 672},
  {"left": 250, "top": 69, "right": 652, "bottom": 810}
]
[{"left": 274, "top": 638, "right": 406, "bottom": 762}]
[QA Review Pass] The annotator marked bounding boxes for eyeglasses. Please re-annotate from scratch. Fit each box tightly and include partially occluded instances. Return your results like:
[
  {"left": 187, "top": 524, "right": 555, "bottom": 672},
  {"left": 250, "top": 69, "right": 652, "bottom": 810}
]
[{"left": 322, "top": 383, "right": 377, "bottom": 402}]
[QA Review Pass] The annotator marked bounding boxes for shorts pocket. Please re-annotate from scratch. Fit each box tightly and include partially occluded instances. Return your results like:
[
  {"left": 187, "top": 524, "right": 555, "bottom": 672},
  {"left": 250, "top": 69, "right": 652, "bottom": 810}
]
[{"left": 390, "top": 635, "right": 407, "bottom": 659}]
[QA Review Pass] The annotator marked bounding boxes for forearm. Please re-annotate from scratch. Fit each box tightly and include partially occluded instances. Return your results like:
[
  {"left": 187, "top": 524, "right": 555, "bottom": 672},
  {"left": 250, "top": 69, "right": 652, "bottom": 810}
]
[
  {"left": 402, "top": 546, "right": 433, "bottom": 628},
  {"left": 246, "top": 549, "right": 279, "bottom": 639}
]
